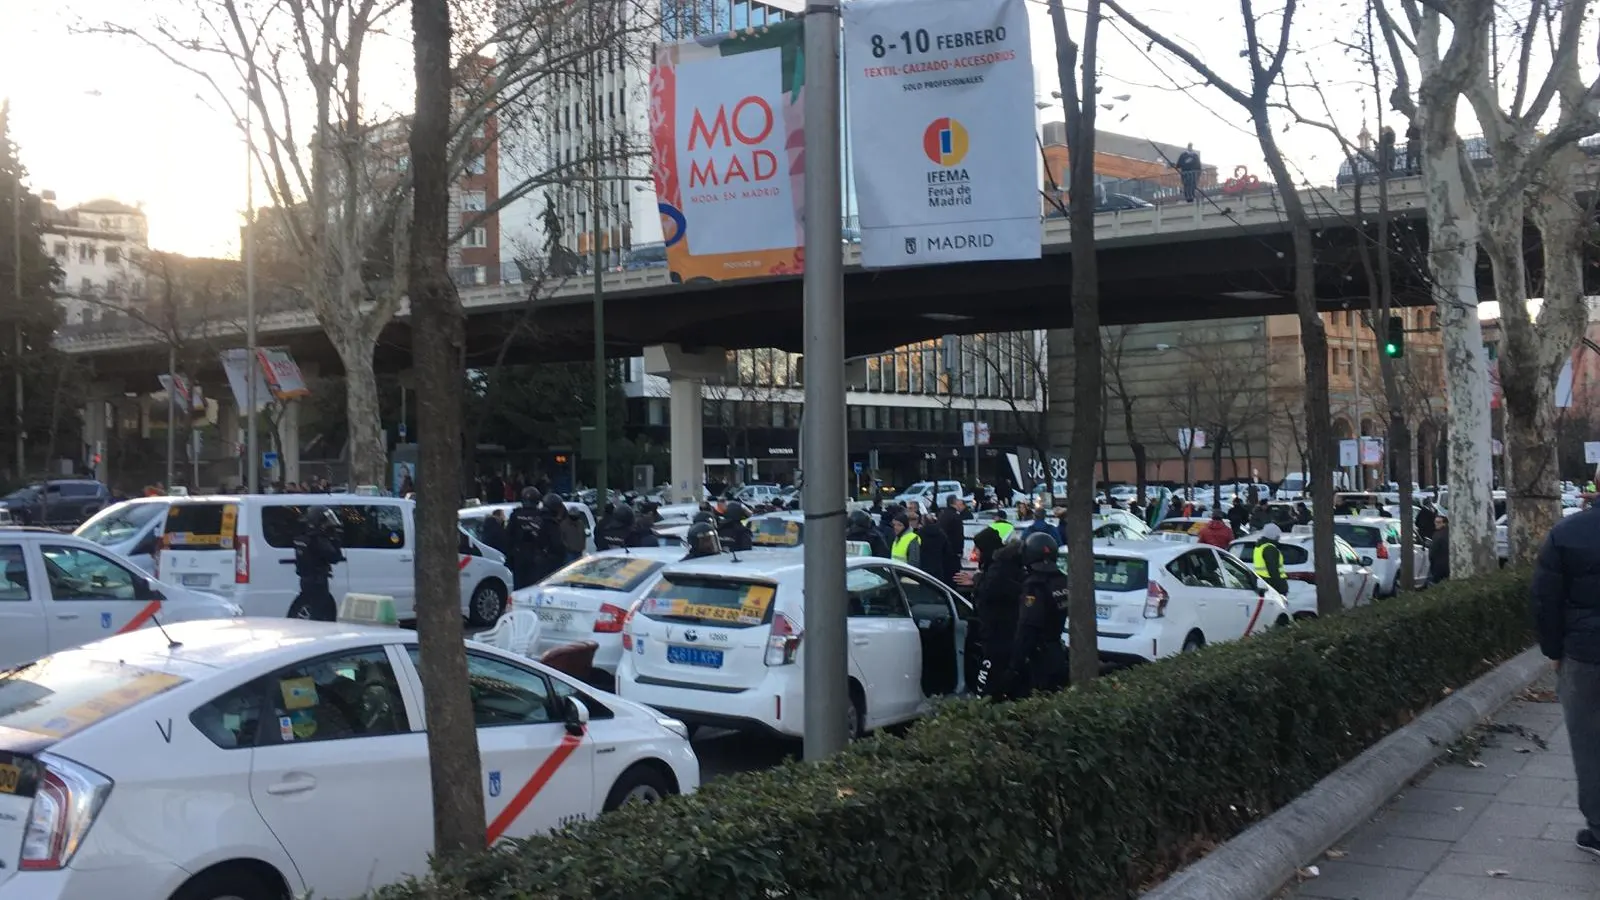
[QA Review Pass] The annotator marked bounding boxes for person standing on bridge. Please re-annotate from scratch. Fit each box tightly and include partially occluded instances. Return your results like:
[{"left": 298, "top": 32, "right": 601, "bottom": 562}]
[{"left": 1174, "top": 143, "right": 1203, "bottom": 203}]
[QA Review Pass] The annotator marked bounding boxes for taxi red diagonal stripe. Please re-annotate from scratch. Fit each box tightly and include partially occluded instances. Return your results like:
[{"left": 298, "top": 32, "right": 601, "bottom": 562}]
[
  {"left": 485, "top": 732, "right": 584, "bottom": 844},
  {"left": 458, "top": 556, "right": 471, "bottom": 571},
  {"left": 117, "top": 600, "right": 163, "bottom": 635}
]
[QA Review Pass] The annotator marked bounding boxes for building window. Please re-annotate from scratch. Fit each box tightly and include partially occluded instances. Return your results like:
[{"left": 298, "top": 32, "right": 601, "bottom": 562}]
[
  {"left": 461, "top": 190, "right": 486, "bottom": 211},
  {"left": 78, "top": 244, "right": 93, "bottom": 262},
  {"left": 104, "top": 247, "right": 120, "bottom": 266},
  {"left": 463, "top": 227, "right": 488, "bottom": 249},
  {"left": 52, "top": 242, "right": 66, "bottom": 259},
  {"left": 79, "top": 277, "right": 93, "bottom": 296},
  {"left": 465, "top": 153, "right": 486, "bottom": 175}
]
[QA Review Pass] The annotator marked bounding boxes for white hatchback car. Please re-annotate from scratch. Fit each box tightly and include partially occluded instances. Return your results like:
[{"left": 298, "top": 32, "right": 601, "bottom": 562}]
[
  {"left": 0, "top": 619, "right": 698, "bottom": 900},
  {"left": 515, "top": 548, "right": 682, "bottom": 684},
  {"left": 1228, "top": 533, "right": 1376, "bottom": 618},
  {"left": 1075, "top": 539, "right": 1290, "bottom": 666},
  {"left": 0, "top": 528, "right": 241, "bottom": 670},
  {"left": 616, "top": 546, "right": 973, "bottom": 739},
  {"left": 1331, "top": 516, "right": 1431, "bottom": 595}
]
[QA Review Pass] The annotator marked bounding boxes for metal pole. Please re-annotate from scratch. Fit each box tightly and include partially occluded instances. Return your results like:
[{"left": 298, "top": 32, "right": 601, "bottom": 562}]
[
  {"left": 13, "top": 165, "right": 23, "bottom": 482},
  {"left": 800, "top": 0, "right": 846, "bottom": 761},
  {"left": 166, "top": 348, "right": 176, "bottom": 487},
  {"left": 1352, "top": 330, "right": 1362, "bottom": 491},
  {"left": 245, "top": 94, "right": 259, "bottom": 494},
  {"left": 972, "top": 390, "right": 980, "bottom": 484},
  {"left": 589, "top": 0, "right": 608, "bottom": 503}
]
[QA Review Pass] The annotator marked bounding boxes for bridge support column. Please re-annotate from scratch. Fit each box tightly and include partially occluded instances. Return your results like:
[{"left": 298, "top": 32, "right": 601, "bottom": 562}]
[
  {"left": 279, "top": 399, "right": 301, "bottom": 485},
  {"left": 644, "top": 344, "right": 726, "bottom": 504},
  {"left": 82, "top": 396, "right": 109, "bottom": 483}
]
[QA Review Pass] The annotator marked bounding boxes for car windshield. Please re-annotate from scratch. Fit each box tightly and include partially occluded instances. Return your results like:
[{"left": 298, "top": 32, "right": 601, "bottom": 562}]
[
  {"left": 639, "top": 575, "right": 778, "bottom": 628},
  {"left": 0, "top": 655, "right": 187, "bottom": 740},
  {"left": 3, "top": 486, "right": 39, "bottom": 502},
  {"left": 75, "top": 502, "right": 165, "bottom": 546},
  {"left": 545, "top": 556, "right": 662, "bottom": 593}
]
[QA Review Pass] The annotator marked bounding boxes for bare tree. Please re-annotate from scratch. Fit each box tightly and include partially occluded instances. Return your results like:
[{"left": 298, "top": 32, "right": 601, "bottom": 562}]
[
  {"left": 1102, "top": 327, "right": 1150, "bottom": 504},
  {"left": 1104, "top": 0, "right": 1342, "bottom": 615},
  {"left": 409, "top": 0, "right": 484, "bottom": 860},
  {"left": 954, "top": 332, "right": 1050, "bottom": 469}
]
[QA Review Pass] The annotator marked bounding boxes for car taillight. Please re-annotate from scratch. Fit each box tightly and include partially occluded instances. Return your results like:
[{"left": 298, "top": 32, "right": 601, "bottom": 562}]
[
  {"left": 620, "top": 599, "right": 642, "bottom": 650},
  {"left": 235, "top": 536, "right": 250, "bottom": 584},
  {"left": 594, "top": 602, "right": 627, "bottom": 633},
  {"left": 1143, "top": 581, "right": 1169, "bottom": 618},
  {"left": 1287, "top": 571, "right": 1316, "bottom": 582},
  {"left": 19, "top": 757, "right": 112, "bottom": 871},
  {"left": 765, "top": 612, "right": 803, "bottom": 666},
  {"left": 1376, "top": 541, "right": 1390, "bottom": 560},
  {"left": 967, "top": 547, "right": 979, "bottom": 562}
]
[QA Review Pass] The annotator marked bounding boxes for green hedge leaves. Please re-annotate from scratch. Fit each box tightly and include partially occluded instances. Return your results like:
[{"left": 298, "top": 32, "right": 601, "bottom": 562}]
[{"left": 379, "top": 567, "right": 1533, "bottom": 900}]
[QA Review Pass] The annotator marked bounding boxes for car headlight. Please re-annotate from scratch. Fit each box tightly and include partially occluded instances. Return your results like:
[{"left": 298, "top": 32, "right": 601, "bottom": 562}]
[{"left": 656, "top": 716, "right": 690, "bottom": 741}]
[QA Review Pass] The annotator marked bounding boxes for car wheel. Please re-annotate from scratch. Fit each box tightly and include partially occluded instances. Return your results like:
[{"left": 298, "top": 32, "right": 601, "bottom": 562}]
[
  {"left": 1181, "top": 632, "right": 1205, "bottom": 653},
  {"left": 170, "top": 867, "right": 282, "bottom": 900},
  {"left": 845, "top": 686, "right": 864, "bottom": 741},
  {"left": 467, "top": 580, "right": 507, "bottom": 627},
  {"left": 602, "top": 763, "right": 674, "bottom": 812}
]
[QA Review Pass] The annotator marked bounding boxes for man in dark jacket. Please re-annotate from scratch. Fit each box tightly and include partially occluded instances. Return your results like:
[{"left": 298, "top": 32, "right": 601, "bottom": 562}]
[
  {"left": 1005, "top": 532, "right": 1070, "bottom": 698},
  {"left": 1428, "top": 514, "right": 1449, "bottom": 583},
  {"left": 972, "top": 533, "right": 1025, "bottom": 699},
  {"left": 938, "top": 497, "right": 966, "bottom": 563},
  {"left": 1416, "top": 499, "right": 1437, "bottom": 544},
  {"left": 916, "top": 514, "right": 955, "bottom": 586},
  {"left": 846, "top": 509, "right": 891, "bottom": 558},
  {"left": 1532, "top": 506, "right": 1600, "bottom": 857},
  {"left": 1227, "top": 497, "right": 1250, "bottom": 535}
]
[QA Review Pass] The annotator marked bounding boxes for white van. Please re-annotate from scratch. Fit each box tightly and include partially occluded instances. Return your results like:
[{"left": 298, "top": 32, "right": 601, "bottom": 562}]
[{"left": 155, "top": 494, "right": 514, "bottom": 625}]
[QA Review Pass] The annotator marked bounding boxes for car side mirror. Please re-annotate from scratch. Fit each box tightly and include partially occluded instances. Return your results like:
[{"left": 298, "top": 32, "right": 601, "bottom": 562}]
[
  {"left": 563, "top": 695, "right": 590, "bottom": 737},
  {"left": 1256, "top": 586, "right": 1268, "bottom": 598},
  {"left": 133, "top": 575, "right": 152, "bottom": 601},
  {"left": 133, "top": 534, "right": 160, "bottom": 557}
]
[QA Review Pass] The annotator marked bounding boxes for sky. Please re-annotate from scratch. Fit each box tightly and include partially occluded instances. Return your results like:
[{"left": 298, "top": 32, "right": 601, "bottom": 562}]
[{"left": 0, "top": 0, "right": 1531, "bottom": 267}]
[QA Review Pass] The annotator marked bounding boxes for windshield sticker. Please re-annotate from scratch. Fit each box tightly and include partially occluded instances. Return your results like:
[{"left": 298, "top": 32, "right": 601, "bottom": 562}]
[
  {"left": 24, "top": 671, "right": 188, "bottom": 739},
  {"left": 279, "top": 677, "right": 318, "bottom": 710},
  {"left": 741, "top": 585, "right": 776, "bottom": 620},
  {"left": 279, "top": 715, "right": 295, "bottom": 742}
]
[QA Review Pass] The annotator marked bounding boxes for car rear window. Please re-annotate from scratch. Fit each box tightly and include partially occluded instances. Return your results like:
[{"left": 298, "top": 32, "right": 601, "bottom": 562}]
[
  {"left": 751, "top": 518, "right": 802, "bottom": 547},
  {"left": 0, "top": 656, "right": 187, "bottom": 740},
  {"left": 640, "top": 575, "right": 777, "bottom": 628},
  {"left": 1333, "top": 523, "right": 1381, "bottom": 548},
  {"left": 1071, "top": 556, "right": 1149, "bottom": 592},
  {"left": 164, "top": 502, "right": 237, "bottom": 549},
  {"left": 546, "top": 556, "right": 662, "bottom": 592}
]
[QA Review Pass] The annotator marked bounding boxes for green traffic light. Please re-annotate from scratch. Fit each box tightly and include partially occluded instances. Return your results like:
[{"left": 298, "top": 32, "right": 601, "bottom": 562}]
[{"left": 1385, "top": 342, "right": 1398, "bottom": 356}]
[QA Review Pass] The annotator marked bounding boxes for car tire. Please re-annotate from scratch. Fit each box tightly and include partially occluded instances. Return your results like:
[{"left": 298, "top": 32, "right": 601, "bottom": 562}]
[
  {"left": 1181, "top": 632, "right": 1205, "bottom": 653},
  {"left": 602, "top": 763, "right": 674, "bottom": 812},
  {"left": 845, "top": 685, "right": 864, "bottom": 741},
  {"left": 170, "top": 866, "right": 282, "bottom": 900},
  {"left": 467, "top": 580, "right": 508, "bottom": 627}
]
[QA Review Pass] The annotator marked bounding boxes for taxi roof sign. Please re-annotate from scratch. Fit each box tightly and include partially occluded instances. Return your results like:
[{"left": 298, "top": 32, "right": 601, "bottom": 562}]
[{"left": 845, "top": 540, "right": 873, "bottom": 558}]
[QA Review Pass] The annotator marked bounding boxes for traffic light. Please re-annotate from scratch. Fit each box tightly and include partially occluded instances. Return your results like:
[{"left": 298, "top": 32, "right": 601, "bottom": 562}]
[{"left": 1384, "top": 315, "right": 1404, "bottom": 358}]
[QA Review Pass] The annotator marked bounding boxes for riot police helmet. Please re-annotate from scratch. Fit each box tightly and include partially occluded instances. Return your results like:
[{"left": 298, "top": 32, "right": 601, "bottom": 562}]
[
  {"left": 612, "top": 503, "right": 636, "bottom": 528},
  {"left": 1021, "top": 531, "right": 1060, "bottom": 573},
  {"left": 302, "top": 505, "right": 340, "bottom": 535},
  {"left": 692, "top": 510, "right": 715, "bottom": 525},
  {"left": 721, "top": 501, "right": 750, "bottom": 525},
  {"left": 520, "top": 486, "right": 542, "bottom": 507},
  {"left": 541, "top": 493, "right": 566, "bottom": 515},
  {"left": 848, "top": 509, "right": 873, "bottom": 531},
  {"left": 684, "top": 521, "right": 722, "bottom": 558}
]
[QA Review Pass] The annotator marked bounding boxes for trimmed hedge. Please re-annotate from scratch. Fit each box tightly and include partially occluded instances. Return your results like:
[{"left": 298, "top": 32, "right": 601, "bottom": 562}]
[{"left": 380, "top": 568, "right": 1534, "bottom": 900}]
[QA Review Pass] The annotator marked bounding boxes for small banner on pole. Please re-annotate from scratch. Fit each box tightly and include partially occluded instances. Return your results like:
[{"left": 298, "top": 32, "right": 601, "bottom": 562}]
[{"left": 843, "top": 0, "right": 1039, "bottom": 268}]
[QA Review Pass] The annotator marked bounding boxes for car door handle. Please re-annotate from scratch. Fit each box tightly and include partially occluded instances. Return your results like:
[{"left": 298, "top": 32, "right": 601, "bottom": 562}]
[
  {"left": 55, "top": 614, "right": 79, "bottom": 621},
  {"left": 265, "top": 774, "right": 317, "bottom": 795}
]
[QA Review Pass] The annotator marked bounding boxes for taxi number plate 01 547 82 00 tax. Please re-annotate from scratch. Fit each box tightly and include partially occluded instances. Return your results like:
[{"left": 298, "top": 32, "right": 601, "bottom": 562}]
[{"left": 667, "top": 646, "right": 724, "bottom": 668}]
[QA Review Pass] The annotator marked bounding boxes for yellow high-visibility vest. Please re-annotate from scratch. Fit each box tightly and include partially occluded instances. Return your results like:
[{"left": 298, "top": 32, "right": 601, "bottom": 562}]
[
  {"left": 991, "top": 521, "right": 1015, "bottom": 542},
  {"left": 892, "top": 531, "right": 920, "bottom": 561},
  {"left": 1253, "top": 543, "right": 1280, "bottom": 581}
]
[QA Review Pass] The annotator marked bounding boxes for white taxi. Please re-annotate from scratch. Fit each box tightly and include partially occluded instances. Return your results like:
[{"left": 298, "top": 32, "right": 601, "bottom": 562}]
[
  {"left": 1330, "top": 516, "right": 1431, "bottom": 595},
  {"left": 0, "top": 619, "right": 698, "bottom": 900},
  {"left": 747, "top": 511, "right": 805, "bottom": 548},
  {"left": 515, "top": 548, "right": 682, "bottom": 685},
  {"left": 1228, "top": 533, "right": 1376, "bottom": 618},
  {"left": 1074, "top": 539, "right": 1290, "bottom": 667},
  {"left": 0, "top": 528, "right": 241, "bottom": 670},
  {"left": 616, "top": 545, "right": 973, "bottom": 739}
]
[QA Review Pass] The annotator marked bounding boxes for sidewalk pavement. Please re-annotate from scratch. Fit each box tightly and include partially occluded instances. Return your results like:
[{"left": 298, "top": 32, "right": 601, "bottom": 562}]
[{"left": 1287, "top": 668, "right": 1600, "bottom": 900}]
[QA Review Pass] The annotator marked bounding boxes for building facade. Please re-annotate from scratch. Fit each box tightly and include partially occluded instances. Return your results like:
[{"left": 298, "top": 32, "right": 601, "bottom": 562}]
[{"left": 40, "top": 195, "right": 149, "bottom": 327}]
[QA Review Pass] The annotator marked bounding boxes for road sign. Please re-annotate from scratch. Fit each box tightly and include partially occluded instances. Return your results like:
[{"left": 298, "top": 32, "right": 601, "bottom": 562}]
[
  {"left": 263, "top": 451, "right": 279, "bottom": 470},
  {"left": 961, "top": 421, "right": 991, "bottom": 447},
  {"left": 1338, "top": 439, "right": 1359, "bottom": 468},
  {"left": 853, "top": 461, "right": 864, "bottom": 475},
  {"left": 398, "top": 423, "right": 407, "bottom": 440},
  {"left": 1584, "top": 441, "right": 1600, "bottom": 465}
]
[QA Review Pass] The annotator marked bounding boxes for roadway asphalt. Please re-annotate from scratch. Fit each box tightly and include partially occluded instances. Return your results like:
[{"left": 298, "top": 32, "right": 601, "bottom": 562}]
[{"left": 692, "top": 728, "right": 798, "bottom": 780}]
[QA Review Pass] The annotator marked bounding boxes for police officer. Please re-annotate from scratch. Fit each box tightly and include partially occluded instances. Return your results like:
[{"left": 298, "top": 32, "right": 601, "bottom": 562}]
[
  {"left": 533, "top": 493, "right": 570, "bottom": 582},
  {"left": 1253, "top": 523, "right": 1290, "bottom": 595},
  {"left": 718, "top": 501, "right": 753, "bottom": 552},
  {"left": 506, "top": 487, "right": 544, "bottom": 589},
  {"left": 682, "top": 521, "right": 723, "bottom": 560},
  {"left": 596, "top": 503, "right": 634, "bottom": 550},
  {"left": 845, "top": 509, "right": 891, "bottom": 557},
  {"left": 288, "top": 506, "right": 344, "bottom": 621},
  {"left": 972, "top": 529, "right": 1025, "bottom": 698},
  {"left": 1003, "top": 532, "right": 1071, "bottom": 699}
]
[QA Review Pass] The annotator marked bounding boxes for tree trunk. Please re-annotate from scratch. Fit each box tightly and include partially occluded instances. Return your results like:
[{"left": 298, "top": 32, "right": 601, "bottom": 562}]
[
  {"left": 1052, "top": 0, "right": 1102, "bottom": 687},
  {"left": 408, "top": 0, "right": 485, "bottom": 862},
  {"left": 331, "top": 333, "right": 387, "bottom": 488}
]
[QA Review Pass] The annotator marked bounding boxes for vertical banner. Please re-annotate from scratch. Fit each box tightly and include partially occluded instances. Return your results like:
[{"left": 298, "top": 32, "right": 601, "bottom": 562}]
[
  {"left": 843, "top": 0, "right": 1039, "bottom": 268},
  {"left": 649, "top": 20, "right": 807, "bottom": 283}
]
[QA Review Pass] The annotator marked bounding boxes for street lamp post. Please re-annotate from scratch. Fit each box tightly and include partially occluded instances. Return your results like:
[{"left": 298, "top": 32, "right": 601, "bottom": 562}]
[
  {"left": 587, "top": 0, "right": 608, "bottom": 503},
  {"left": 245, "top": 90, "right": 259, "bottom": 494},
  {"left": 10, "top": 145, "right": 22, "bottom": 482}
]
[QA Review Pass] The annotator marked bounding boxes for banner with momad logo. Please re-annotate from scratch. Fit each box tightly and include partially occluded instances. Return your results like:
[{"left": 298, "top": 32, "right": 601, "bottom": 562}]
[
  {"left": 843, "top": 0, "right": 1039, "bottom": 268},
  {"left": 649, "top": 20, "right": 807, "bottom": 283}
]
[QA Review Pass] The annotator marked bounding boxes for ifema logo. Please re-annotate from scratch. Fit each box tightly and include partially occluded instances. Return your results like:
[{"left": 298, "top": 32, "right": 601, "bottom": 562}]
[{"left": 922, "top": 117, "right": 969, "bottom": 166}]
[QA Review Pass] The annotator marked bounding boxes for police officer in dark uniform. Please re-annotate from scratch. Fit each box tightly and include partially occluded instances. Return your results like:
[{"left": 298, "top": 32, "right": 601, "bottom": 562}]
[
  {"left": 506, "top": 487, "right": 544, "bottom": 589},
  {"left": 596, "top": 503, "right": 633, "bottom": 550},
  {"left": 972, "top": 530, "right": 1025, "bottom": 698},
  {"left": 682, "top": 521, "right": 722, "bottom": 560},
  {"left": 532, "top": 493, "right": 570, "bottom": 581},
  {"left": 845, "top": 509, "right": 891, "bottom": 558},
  {"left": 718, "top": 501, "right": 753, "bottom": 552},
  {"left": 288, "top": 506, "right": 344, "bottom": 621},
  {"left": 1003, "top": 532, "right": 1071, "bottom": 699}
]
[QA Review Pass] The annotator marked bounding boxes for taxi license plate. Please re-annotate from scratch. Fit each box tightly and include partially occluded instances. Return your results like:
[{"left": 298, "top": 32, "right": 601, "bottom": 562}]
[
  {"left": 0, "top": 763, "right": 20, "bottom": 795},
  {"left": 181, "top": 574, "right": 210, "bottom": 587},
  {"left": 536, "top": 609, "right": 573, "bottom": 630},
  {"left": 667, "top": 646, "right": 724, "bottom": 668},
  {"left": 1095, "top": 605, "right": 1112, "bottom": 620}
]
